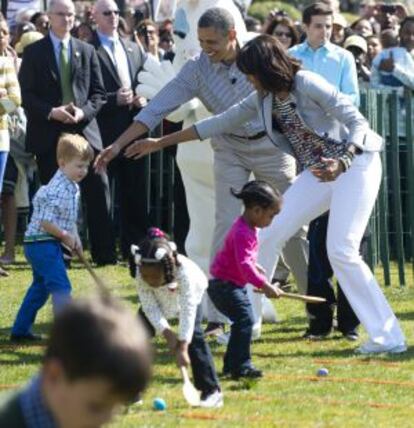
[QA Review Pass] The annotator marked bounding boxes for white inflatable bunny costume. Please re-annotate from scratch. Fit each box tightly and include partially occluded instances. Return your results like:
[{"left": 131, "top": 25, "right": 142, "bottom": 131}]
[{"left": 136, "top": 0, "right": 278, "bottom": 327}]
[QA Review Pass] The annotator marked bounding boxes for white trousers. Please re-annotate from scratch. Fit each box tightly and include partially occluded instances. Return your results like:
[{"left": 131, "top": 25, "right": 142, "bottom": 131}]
[{"left": 258, "top": 152, "right": 405, "bottom": 347}]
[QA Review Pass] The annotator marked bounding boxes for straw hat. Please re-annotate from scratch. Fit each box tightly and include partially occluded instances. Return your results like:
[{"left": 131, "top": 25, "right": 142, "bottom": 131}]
[{"left": 344, "top": 35, "right": 368, "bottom": 53}]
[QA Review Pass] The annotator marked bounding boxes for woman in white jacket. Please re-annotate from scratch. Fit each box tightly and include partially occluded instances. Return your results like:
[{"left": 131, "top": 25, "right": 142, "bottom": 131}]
[{"left": 126, "top": 35, "right": 406, "bottom": 355}]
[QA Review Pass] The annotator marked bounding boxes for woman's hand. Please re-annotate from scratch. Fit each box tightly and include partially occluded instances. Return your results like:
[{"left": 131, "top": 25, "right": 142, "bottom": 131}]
[
  {"left": 94, "top": 144, "right": 121, "bottom": 173},
  {"left": 310, "top": 157, "right": 344, "bottom": 182},
  {"left": 124, "top": 138, "right": 163, "bottom": 160}
]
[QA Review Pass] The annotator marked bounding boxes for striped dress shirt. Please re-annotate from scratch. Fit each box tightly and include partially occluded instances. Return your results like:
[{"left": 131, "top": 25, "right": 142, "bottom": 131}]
[{"left": 135, "top": 50, "right": 264, "bottom": 138}]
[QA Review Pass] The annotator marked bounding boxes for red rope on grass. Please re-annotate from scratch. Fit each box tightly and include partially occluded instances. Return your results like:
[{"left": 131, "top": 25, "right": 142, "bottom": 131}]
[{"left": 266, "top": 374, "right": 414, "bottom": 388}]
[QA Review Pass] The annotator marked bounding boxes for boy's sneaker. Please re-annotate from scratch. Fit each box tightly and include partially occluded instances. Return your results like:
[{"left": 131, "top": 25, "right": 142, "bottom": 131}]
[
  {"left": 231, "top": 366, "right": 263, "bottom": 380},
  {"left": 355, "top": 341, "right": 407, "bottom": 355},
  {"left": 10, "top": 333, "right": 43, "bottom": 343},
  {"left": 200, "top": 390, "right": 223, "bottom": 408}
]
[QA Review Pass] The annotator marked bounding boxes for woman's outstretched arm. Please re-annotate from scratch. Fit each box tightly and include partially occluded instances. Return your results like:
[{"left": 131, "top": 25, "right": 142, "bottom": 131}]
[{"left": 124, "top": 126, "right": 199, "bottom": 159}]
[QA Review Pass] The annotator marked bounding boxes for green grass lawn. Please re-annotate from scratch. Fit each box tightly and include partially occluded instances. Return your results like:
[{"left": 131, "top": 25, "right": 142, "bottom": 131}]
[{"left": 0, "top": 253, "right": 413, "bottom": 427}]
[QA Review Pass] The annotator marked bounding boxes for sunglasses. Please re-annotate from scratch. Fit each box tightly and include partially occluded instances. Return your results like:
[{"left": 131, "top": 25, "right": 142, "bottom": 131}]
[
  {"left": 102, "top": 10, "right": 120, "bottom": 16},
  {"left": 274, "top": 31, "right": 292, "bottom": 38}
]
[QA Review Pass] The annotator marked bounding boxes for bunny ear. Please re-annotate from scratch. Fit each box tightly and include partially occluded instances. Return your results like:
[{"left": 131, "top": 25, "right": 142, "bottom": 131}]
[{"left": 168, "top": 241, "right": 177, "bottom": 252}]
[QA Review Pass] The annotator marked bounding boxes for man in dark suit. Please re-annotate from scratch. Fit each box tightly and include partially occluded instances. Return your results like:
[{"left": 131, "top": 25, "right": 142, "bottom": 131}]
[
  {"left": 91, "top": 0, "right": 150, "bottom": 258},
  {"left": 19, "top": 0, "right": 116, "bottom": 265}
]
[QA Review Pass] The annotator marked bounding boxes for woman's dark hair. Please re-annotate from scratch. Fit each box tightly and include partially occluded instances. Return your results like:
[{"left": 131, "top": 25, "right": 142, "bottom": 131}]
[
  {"left": 129, "top": 228, "right": 180, "bottom": 283},
  {"left": 231, "top": 180, "right": 282, "bottom": 209},
  {"left": 30, "top": 11, "right": 47, "bottom": 25},
  {"left": 265, "top": 16, "right": 300, "bottom": 47},
  {"left": 236, "top": 34, "right": 301, "bottom": 93}
]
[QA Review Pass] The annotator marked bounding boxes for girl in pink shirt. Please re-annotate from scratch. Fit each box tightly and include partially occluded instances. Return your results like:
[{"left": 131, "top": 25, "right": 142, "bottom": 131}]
[{"left": 208, "top": 180, "right": 282, "bottom": 380}]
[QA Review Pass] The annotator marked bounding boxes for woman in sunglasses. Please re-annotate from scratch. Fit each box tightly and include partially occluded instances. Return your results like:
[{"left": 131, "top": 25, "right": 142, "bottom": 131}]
[{"left": 264, "top": 14, "right": 300, "bottom": 50}]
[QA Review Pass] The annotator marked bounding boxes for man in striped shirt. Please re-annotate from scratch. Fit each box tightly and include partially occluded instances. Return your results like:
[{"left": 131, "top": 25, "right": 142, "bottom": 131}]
[{"left": 95, "top": 7, "right": 309, "bottom": 331}]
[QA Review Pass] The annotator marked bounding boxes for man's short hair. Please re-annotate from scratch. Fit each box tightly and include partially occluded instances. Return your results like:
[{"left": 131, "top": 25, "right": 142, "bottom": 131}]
[
  {"left": 56, "top": 134, "right": 94, "bottom": 163},
  {"left": 48, "top": 0, "right": 74, "bottom": 13},
  {"left": 45, "top": 296, "right": 152, "bottom": 401},
  {"left": 198, "top": 7, "right": 235, "bottom": 35},
  {"left": 303, "top": 2, "right": 334, "bottom": 25}
]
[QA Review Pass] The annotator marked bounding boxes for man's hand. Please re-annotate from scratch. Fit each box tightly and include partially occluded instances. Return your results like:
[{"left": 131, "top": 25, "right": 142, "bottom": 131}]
[
  {"left": 49, "top": 106, "right": 76, "bottom": 124},
  {"left": 66, "top": 103, "right": 85, "bottom": 123},
  {"left": 0, "top": 88, "right": 7, "bottom": 98},
  {"left": 379, "top": 52, "right": 395, "bottom": 72},
  {"left": 94, "top": 144, "right": 121, "bottom": 173},
  {"left": 124, "top": 138, "right": 163, "bottom": 160},
  {"left": 310, "top": 157, "right": 344, "bottom": 182},
  {"left": 132, "top": 95, "right": 148, "bottom": 109},
  {"left": 116, "top": 87, "right": 134, "bottom": 106},
  {"left": 175, "top": 341, "right": 190, "bottom": 368},
  {"left": 162, "top": 328, "right": 178, "bottom": 353}
]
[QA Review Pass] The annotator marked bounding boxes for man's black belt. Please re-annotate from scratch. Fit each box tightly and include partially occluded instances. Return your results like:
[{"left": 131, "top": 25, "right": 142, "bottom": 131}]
[{"left": 230, "top": 131, "right": 267, "bottom": 140}]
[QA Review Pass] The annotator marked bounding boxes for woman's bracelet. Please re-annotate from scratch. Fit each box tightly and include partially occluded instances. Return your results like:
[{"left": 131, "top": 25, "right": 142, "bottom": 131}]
[{"left": 338, "top": 150, "right": 355, "bottom": 172}]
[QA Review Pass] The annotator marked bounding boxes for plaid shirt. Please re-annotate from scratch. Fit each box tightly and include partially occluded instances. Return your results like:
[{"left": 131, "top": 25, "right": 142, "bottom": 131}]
[
  {"left": 20, "top": 376, "right": 56, "bottom": 428},
  {"left": 25, "top": 169, "right": 80, "bottom": 240}
]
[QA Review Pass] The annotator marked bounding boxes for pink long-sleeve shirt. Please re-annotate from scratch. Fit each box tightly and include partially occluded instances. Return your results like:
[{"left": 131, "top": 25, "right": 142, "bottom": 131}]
[{"left": 210, "top": 216, "right": 267, "bottom": 289}]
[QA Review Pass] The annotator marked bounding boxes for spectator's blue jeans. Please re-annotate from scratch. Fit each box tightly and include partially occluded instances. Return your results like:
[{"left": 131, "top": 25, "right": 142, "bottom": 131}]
[
  {"left": 11, "top": 241, "right": 71, "bottom": 335},
  {"left": 208, "top": 279, "right": 254, "bottom": 374},
  {"left": 0, "top": 151, "right": 9, "bottom": 193}
]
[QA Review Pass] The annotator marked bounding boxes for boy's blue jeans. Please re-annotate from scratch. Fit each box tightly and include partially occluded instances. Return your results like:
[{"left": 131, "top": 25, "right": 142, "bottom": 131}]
[
  {"left": 208, "top": 279, "right": 254, "bottom": 375},
  {"left": 11, "top": 241, "right": 71, "bottom": 336}
]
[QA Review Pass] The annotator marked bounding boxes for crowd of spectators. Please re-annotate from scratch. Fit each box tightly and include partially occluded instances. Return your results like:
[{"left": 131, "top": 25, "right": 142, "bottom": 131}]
[{"left": 0, "top": 1, "right": 414, "bottom": 276}]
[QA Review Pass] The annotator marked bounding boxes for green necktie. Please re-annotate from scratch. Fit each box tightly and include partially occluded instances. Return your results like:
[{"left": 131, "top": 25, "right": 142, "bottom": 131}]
[{"left": 60, "top": 42, "right": 74, "bottom": 104}]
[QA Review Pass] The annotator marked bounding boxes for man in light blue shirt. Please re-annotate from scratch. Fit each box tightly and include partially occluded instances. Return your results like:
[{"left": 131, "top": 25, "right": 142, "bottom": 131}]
[
  {"left": 289, "top": 2, "right": 361, "bottom": 341},
  {"left": 289, "top": 2, "right": 359, "bottom": 106}
]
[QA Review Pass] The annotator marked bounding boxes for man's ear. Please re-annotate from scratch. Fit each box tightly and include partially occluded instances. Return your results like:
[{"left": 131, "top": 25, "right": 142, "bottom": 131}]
[
  {"left": 228, "top": 28, "right": 237, "bottom": 41},
  {"left": 43, "top": 358, "right": 66, "bottom": 386}
]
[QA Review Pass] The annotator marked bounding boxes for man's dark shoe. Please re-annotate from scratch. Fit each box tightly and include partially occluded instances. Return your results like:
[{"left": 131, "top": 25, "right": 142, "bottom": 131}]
[
  {"left": 10, "top": 333, "right": 43, "bottom": 343},
  {"left": 204, "top": 322, "right": 224, "bottom": 336},
  {"left": 303, "top": 329, "right": 331, "bottom": 340},
  {"left": 231, "top": 366, "right": 263, "bottom": 380}
]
